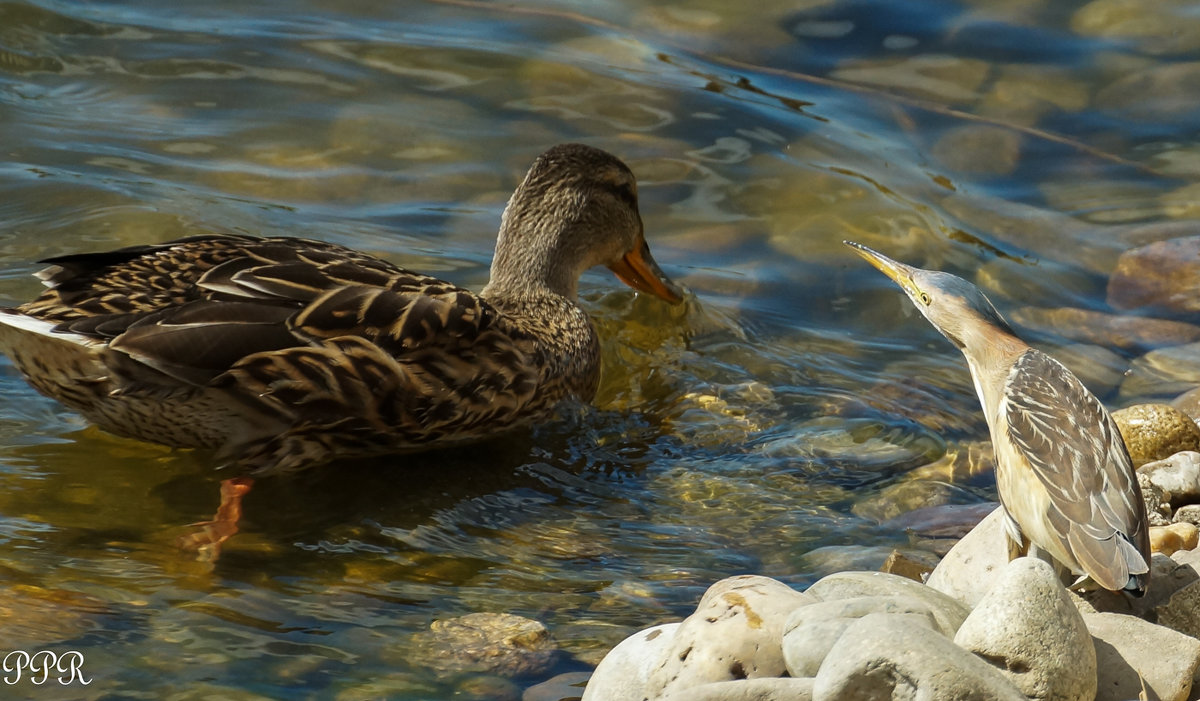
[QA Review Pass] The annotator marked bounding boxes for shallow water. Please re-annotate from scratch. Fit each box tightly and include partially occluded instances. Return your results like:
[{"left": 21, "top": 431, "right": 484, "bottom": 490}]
[{"left": 1, "top": 0, "right": 1199, "bottom": 697}]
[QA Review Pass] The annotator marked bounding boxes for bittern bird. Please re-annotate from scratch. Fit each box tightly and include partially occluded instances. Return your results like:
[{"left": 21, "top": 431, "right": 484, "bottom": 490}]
[
  {"left": 846, "top": 241, "right": 1150, "bottom": 595},
  {"left": 0, "top": 143, "right": 684, "bottom": 552}
]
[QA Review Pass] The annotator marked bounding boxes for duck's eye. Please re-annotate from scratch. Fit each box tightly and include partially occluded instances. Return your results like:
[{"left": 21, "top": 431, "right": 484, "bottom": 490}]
[{"left": 918, "top": 291, "right": 932, "bottom": 306}]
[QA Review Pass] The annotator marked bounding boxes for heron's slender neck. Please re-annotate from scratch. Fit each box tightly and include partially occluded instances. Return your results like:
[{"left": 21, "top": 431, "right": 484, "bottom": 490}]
[{"left": 960, "top": 327, "right": 1029, "bottom": 426}]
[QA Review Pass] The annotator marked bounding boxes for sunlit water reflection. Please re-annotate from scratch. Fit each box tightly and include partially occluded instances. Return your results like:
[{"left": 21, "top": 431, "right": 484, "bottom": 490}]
[{"left": 2, "top": 0, "right": 1199, "bottom": 697}]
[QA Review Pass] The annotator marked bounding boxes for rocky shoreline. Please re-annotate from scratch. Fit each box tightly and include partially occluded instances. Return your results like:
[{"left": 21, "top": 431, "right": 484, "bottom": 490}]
[{"left": 581, "top": 403, "right": 1200, "bottom": 701}]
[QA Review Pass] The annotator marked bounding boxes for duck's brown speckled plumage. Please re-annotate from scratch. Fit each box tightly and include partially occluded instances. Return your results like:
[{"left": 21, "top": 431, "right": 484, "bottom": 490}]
[{"left": 0, "top": 144, "right": 683, "bottom": 473}]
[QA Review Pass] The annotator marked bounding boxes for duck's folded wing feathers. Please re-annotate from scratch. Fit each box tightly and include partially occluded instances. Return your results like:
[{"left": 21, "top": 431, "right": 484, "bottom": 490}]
[{"left": 107, "top": 301, "right": 300, "bottom": 386}]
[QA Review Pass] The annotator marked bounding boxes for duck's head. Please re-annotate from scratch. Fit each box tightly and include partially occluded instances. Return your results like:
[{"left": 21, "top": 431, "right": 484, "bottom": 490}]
[{"left": 484, "top": 143, "right": 683, "bottom": 304}]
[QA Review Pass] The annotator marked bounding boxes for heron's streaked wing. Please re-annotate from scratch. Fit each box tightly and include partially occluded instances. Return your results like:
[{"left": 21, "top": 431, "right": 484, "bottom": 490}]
[{"left": 1001, "top": 349, "right": 1150, "bottom": 589}]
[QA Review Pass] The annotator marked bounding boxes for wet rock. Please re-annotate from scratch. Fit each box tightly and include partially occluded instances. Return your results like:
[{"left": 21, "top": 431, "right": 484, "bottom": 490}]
[
  {"left": 1162, "top": 182, "right": 1200, "bottom": 221},
  {"left": 646, "top": 576, "right": 813, "bottom": 699},
  {"left": 1087, "top": 612, "right": 1200, "bottom": 701},
  {"left": 831, "top": 55, "right": 991, "bottom": 105},
  {"left": 456, "top": 675, "right": 522, "bottom": 701},
  {"left": 659, "top": 677, "right": 814, "bottom": 701},
  {"left": 976, "top": 64, "right": 1089, "bottom": 126},
  {"left": 410, "top": 612, "right": 557, "bottom": 678},
  {"left": 803, "top": 571, "right": 969, "bottom": 635},
  {"left": 760, "top": 416, "right": 944, "bottom": 473},
  {"left": 926, "top": 506, "right": 1011, "bottom": 608},
  {"left": 880, "top": 549, "right": 935, "bottom": 582},
  {"left": 1040, "top": 179, "right": 1165, "bottom": 225},
  {"left": 880, "top": 501, "right": 999, "bottom": 539},
  {"left": 931, "top": 125, "right": 1021, "bottom": 176},
  {"left": 580, "top": 623, "right": 679, "bottom": 701},
  {"left": 1140, "top": 473, "right": 1175, "bottom": 527},
  {"left": 939, "top": 192, "right": 1102, "bottom": 273},
  {"left": 813, "top": 613, "right": 1026, "bottom": 701},
  {"left": 954, "top": 558, "right": 1096, "bottom": 701},
  {"left": 1172, "top": 385, "right": 1200, "bottom": 422},
  {"left": 1140, "top": 451, "right": 1200, "bottom": 506},
  {"left": 1073, "top": 0, "right": 1200, "bottom": 56},
  {"left": 798, "top": 544, "right": 898, "bottom": 577},
  {"left": 851, "top": 479, "right": 981, "bottom": 523},
  {"left": 1121, "top": 342, "right": 1200, "bottom": 399},
  {"left": 782, "top": 595, "right": 957, "bottom": 678},
  {"left": 1152, "top": 523, "right": 1200, "bottom": 556},
  {"left": 903, "top": 441, "right": 995, "bottom": 483},
  {"left": 523, "top": 672, "right": 590, "bottom": 701},
  {"left": 0, "top": 584, "right": 109, "bottom": 649},
  {"left": 1108, "top": 236, "right": 1200, "bottom": 315},
  {"left": 976, "top": 259, "right": 1103, "bottom": 311},
  {"left": 1156, "top": 580, "right": 1200, "bottom": 641},
  {"left": 1010, "top": 306, "right": 1200, "bottom": 354},
  {"left": 1112, "top": 404, "right": 1200, "bottom": 468}
]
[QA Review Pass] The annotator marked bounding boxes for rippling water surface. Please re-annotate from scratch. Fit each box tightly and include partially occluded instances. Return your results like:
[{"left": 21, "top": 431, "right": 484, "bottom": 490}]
[{"left": 2, "top": 0, "right": 1199, "bottom": 697}]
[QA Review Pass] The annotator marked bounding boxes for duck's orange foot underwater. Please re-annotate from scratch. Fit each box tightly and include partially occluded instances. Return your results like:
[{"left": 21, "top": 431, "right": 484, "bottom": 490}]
[{"left": 175, "top": 477, "right": 255, "bottom": 561}]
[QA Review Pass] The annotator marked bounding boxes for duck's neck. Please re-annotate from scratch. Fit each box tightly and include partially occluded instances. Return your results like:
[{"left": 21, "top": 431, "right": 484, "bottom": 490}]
[{"left": 481, "top": 216, "right": 581, "bottom": 302}]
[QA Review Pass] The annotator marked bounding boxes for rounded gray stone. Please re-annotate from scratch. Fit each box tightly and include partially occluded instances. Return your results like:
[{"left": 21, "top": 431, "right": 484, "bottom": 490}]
[
  {"left": 781, "top": 595, "right": 952, "bottom": 678},
  {"left": 926, "top": 506, "right": 1011, "bottom": 608},
  {"left": 1156, "top": 580, "right": 1200, "bottom": 641},
  {"left": 1140, "top": 450, "right": 1200, "bottom": 506},
  {"left": 1085, "top": 611, "right": 1200, "bottom": 701},
  {"left": 580, "top": 623, "right": 679, "bottom": 701},
  {"left": 802, "top": 571, "right": 969, "bottom": 636},
  {"left": 647, "top": 575, "right": 814, "bottom": 699},
  {"left": 1139, "top": 473, "right": 1175, "bottom": 526},
  {"left": 1174, "top": 504, "right": 1200, "bottom": 525},
  {"left": 953, "top": 557, "right": 1096, "bottom": 701},
  {"left": 659, "top": 677, "right": 814, "bottom": 701},
  {"left": 813, "top": 613, "right": 1026, "bottom": 701}
]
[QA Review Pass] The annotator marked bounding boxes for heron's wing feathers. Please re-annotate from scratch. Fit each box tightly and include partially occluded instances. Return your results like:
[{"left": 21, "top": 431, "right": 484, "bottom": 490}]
[{"left": 1002, "top": 349, "right": 1150, "bottom": 587}]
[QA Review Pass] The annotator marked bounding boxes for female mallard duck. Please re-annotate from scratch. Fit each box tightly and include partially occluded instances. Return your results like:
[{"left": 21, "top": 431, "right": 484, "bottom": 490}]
[{"left": 0, "top": 143, "right": 684, "bottom": 475}]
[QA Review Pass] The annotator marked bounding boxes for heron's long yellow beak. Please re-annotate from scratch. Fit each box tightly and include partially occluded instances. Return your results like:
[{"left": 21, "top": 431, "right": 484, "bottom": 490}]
[
  {"left": 608, "top": 236, "right": 684, "bottom": 304},
  {"left": 844, "top": 240, "right": 921, "bottom": 298}
]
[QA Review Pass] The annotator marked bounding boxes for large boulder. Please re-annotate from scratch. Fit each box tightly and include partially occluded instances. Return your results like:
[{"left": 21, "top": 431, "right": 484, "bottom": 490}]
[
  {"left": 659, "top": 678, "right": 815, "bottom": 701},
  {"left": 646, "top": 575, "right": 814, "bottom": 699},
  {"left": 953, "top": 558, "right": 1096, "bottom": 701},
  {"left": 813, "top": 613, "right": 1026, "bottom": 700},
  {"left": 781, "top": 595, "right": 957, "bottom": 678},
  {"left": 1086, "top": 612, "right": 1200, "bottom": 701},
  {"left": 926, "top": 506, "right": 1011, "bottom": 607},
  {"left": 581, "top": 623, "right": 680, "bottom": 701},
  {"left": 802, "top": 570, "right": 969, "bottom": 634}
]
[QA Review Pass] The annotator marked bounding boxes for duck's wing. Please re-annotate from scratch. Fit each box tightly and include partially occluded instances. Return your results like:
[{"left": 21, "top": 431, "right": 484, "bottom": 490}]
[
  {"left": 207, "top": 279, "right": 541, "bottom": 438},
  {"left": 1001, "top": 348, "right": 1151, "bottom": 590},
  {"left": 24, "top": 234, "right": 397, "bottom": 321}
]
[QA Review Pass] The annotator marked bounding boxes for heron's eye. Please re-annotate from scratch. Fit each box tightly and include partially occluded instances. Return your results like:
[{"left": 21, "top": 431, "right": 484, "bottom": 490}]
[{"left": 918, "top": 291, "right": 932, "bottom": 306}]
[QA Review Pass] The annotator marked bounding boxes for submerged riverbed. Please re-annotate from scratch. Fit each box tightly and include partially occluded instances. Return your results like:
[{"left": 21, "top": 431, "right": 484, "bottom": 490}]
[{"left": 2, "top": 0, "right": 1200, "bottom": 697}]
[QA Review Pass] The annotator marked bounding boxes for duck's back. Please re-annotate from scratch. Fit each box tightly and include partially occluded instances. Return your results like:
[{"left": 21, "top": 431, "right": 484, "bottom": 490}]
[{"left": 0, "top": 234, "right": 598, "bottom": 471}]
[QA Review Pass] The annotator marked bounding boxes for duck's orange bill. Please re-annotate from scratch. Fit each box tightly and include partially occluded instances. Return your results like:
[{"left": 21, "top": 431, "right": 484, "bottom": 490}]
[{"left": 608, "top": 238, "right": 684, "bottom": 304}]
